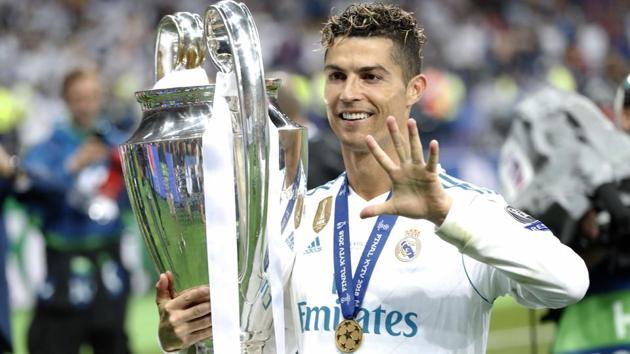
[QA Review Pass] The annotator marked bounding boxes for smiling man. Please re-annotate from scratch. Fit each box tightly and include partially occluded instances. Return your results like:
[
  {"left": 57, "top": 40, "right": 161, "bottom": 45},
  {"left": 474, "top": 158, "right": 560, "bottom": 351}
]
[{"left": 156, "top": 3, "right": 589, "bottom": 354}]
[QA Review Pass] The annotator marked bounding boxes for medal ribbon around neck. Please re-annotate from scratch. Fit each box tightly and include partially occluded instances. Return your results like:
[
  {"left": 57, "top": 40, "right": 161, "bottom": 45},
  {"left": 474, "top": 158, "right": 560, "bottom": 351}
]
[{"left": 333, "top": 175, "right": 398, "bottom": 320}]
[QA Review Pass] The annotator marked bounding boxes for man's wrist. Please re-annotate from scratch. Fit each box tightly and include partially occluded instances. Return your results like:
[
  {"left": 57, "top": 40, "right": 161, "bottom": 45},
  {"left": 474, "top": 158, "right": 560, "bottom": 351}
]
[{"left": 429, "top": 194, "right": 453, "bottom": 226}]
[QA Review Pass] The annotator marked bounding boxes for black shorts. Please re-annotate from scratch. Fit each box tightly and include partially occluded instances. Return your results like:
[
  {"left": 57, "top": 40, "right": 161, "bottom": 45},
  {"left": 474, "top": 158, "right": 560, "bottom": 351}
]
[{"left": 27, "top": 243, "right": 131, "bottom": 354}]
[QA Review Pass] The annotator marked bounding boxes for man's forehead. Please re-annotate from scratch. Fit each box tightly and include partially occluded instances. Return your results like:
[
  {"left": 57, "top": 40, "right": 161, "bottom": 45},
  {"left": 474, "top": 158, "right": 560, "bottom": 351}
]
[
  {"left": 328, "top": 35, "right": 394, "bottom": 50},
  {"left": 324, "top": 36, "right": 397, "bottom": 68}
]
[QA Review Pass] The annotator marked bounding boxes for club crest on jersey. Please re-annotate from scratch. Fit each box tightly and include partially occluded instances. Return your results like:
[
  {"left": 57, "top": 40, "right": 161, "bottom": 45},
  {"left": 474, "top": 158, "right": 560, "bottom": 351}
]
[
  {"left": 395, "top": 229, "right": 421, "bottom": 262},
  {"left": 294, "top": 194, "right": 304, "bottom": 229},
  {"left": 313, "top": 196, "right": 332, "bottom": 233}
]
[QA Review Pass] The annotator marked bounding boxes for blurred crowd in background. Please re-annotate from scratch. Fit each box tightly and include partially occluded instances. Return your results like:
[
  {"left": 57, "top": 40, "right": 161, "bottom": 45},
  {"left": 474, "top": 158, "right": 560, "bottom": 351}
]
[
  {"left": 0, "top": 0, "right": 628, "bottom": 353},
  {"left": 0, "top": 0, "right": 628, "bottom": 188}
]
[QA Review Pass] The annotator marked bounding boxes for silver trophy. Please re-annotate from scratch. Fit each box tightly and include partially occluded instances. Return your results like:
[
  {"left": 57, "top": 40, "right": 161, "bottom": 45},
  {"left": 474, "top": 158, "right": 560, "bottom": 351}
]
[{"left": 119, "top": 2, "right": 307, "bottom": 353}]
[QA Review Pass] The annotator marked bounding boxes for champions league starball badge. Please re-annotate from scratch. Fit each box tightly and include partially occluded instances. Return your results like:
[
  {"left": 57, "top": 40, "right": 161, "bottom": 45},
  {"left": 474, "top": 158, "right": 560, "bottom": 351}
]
[
  {"left": 335, "top": 319, "right": 363, "bottom": 353},
  {"left": 395, "top": 229, "right": 421, "bottom": 262}
]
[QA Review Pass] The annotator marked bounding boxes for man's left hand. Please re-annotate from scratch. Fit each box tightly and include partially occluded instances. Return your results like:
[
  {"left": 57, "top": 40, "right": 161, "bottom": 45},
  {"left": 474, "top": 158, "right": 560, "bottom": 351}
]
[{"left": 360, "top": 116, "right": 453, "bottom": 226}]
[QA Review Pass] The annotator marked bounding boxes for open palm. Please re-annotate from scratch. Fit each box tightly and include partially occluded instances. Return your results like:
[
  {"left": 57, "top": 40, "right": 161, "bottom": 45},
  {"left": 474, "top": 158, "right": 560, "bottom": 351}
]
[{"left": 360, "top": 116, "right": 453, "bottom": 226}]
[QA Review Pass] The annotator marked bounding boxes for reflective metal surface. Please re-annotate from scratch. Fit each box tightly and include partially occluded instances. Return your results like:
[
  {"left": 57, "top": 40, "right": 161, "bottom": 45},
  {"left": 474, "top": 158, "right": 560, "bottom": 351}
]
[
  {"left": 155, "top": 12, "right": 206, "bottom": 82},
  {"left": 204, "top": 1, "right": 270, "bottom": 292},
  {"left": 120, "top": 2, "right": 307, "bottom": 349}
]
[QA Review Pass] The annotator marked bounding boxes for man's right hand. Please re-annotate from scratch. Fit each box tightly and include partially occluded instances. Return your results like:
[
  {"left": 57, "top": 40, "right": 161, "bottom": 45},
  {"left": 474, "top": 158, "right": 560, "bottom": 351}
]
[{"left": 156, "top": 272, "right": 213, "bottom": 352}]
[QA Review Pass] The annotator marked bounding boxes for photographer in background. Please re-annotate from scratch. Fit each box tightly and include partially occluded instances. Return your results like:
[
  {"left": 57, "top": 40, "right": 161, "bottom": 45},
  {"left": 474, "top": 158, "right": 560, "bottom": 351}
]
[
  {"left": 20, "top": 67, "right": 131, "bottom": 354},
  {"left": 500, "top": 87, "right": 630, "bottom": 354}
]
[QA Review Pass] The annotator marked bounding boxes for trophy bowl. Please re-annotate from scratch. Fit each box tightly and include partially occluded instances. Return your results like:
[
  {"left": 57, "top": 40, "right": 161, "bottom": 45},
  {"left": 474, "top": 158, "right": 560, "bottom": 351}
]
[{"left": 119, "top": 2, "right": 307, "bottom": 352}]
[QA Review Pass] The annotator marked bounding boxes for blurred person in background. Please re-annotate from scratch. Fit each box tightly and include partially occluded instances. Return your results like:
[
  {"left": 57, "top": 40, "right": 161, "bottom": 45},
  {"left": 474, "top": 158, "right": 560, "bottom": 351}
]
[
  {"left": 19, "top": 67, "right": 131, "bottom": 354},
  {"left": 614, "top": 73, "right": 630, "bottom": 134},
  {"left": 0, "top": 87, "right": 24, "bottom": 354},
  {"left": 500, "top": 87, "right": 630, "bottom": 354},
  {"left": 0, "top": 145, "right": 13, "bottom": 353},
  {"left": 0, "top": 86, "right": 42, "bottom": 354},
  {"left": 273, "top": 71, "right": 344, "bottom": 188}
]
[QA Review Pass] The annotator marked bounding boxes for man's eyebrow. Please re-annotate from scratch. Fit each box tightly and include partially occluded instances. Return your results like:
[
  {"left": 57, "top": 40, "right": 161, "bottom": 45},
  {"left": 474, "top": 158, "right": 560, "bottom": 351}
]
[
  {"left": 324, "top": 64, "right": 389, "bottom": 73},
  {"left": 324, "top": 64, "right": 344, "bottom": 71},
  {"left": 358, "top": 65, "right": 388, "bottom": 73}
]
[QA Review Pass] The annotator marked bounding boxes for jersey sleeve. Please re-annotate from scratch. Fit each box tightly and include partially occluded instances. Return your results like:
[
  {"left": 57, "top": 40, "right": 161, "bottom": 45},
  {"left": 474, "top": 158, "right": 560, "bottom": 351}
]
[{"left": 435, "top": 190, "right": 589, "bottom": 309}]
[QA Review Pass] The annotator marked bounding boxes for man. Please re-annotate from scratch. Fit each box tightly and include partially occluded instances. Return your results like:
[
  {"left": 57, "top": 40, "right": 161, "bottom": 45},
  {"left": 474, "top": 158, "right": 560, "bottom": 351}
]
[
  {"left": 156, "top": 3, "right": 589, "bottom": 353},
  {"left": 22, "top": 68, "right": 131, "bottom": 354}
]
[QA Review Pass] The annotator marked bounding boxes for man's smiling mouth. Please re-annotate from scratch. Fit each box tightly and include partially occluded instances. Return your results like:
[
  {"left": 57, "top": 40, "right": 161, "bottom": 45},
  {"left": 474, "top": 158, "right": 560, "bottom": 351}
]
[{"left": 339, "top": 112, "right": 372, "bottom": 121}]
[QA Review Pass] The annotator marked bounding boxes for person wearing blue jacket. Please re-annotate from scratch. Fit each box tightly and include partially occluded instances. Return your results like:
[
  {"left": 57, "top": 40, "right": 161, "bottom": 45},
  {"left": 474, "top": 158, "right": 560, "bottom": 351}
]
[{"left": 21, "top": 68, "right": 131, "bottom": 354}]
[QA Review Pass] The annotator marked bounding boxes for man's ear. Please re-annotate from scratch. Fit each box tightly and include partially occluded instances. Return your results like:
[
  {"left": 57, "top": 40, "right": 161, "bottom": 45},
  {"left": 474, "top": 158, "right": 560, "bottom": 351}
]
[{"left": 406, "top": 74, "right": 427, "bottom": 106}]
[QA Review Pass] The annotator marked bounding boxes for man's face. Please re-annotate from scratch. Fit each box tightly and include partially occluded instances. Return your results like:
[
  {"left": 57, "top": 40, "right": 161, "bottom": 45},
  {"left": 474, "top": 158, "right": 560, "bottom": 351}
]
[
  {"left": 323, "top": 36, "right": 424, "bottom": 153},
  {"left": 64, "top": 74, "right": 102, "bottom": 130}
]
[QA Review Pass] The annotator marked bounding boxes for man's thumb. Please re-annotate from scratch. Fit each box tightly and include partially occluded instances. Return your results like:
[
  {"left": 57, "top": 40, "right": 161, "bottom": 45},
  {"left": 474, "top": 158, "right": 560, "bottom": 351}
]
[
  {"left": 360, "top": 203, "right": 391, "bottom": 219},
  {"left": 155, "top": 273, "right": 173, "bottom": 305}
]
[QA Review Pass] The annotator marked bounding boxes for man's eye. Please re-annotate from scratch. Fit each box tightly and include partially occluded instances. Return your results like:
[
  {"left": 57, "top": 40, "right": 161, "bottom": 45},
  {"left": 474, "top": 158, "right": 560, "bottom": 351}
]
[
  {"left": 363, "top": 73, "right": 380, "bottom": 81},
  {"left": 328, "top": 72, "right": 345, "bottom": 81}
]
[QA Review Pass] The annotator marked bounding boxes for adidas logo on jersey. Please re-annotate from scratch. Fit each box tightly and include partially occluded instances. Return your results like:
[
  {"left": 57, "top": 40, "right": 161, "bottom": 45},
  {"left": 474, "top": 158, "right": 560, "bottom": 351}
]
[
  {"left": 285, "top": 231, "right": 295, "bottom": 251},
  {"left": 304, "top": 236, "right": 322, "bottom": 254}
]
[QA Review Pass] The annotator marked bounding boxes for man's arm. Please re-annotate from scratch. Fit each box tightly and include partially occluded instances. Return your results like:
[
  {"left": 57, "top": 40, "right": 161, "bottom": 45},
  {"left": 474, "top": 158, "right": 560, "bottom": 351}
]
[
  {"left": 436, "top": 191, "right": 588, "bottom": 308},
  {"left": 362, "top": 116, "right": 588, "bottom": 308}
]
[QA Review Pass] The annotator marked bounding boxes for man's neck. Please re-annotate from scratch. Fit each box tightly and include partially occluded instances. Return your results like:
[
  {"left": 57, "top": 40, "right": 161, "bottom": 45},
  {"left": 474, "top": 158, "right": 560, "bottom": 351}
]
[{"left": 342, "top": 147, "right": 394, "bottom": 201}]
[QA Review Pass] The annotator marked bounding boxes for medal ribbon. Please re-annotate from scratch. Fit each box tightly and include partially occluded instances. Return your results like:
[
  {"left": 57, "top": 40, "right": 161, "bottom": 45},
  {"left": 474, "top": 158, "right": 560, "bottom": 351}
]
[{"left": 333, "top": 175, "right": 398, "bottom": 319}]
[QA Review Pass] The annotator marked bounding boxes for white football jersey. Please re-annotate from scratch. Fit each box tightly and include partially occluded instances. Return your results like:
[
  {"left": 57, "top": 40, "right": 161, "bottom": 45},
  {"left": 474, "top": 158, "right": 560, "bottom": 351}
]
[{"left": 284, "top": 172, "right": 589, "bottom": 354}]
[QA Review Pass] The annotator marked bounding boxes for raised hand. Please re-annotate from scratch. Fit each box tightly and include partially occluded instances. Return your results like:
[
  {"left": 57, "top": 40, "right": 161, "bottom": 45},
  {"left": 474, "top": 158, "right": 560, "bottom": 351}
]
[
  {"left": 67, "top": 137, "right": 111, "bottom": 173},
  {"left": 156, "top": 272, "right": 213, "bottom": 352},
  {"left": 360, "top": 116, "right": 452, "bottom": 225}
]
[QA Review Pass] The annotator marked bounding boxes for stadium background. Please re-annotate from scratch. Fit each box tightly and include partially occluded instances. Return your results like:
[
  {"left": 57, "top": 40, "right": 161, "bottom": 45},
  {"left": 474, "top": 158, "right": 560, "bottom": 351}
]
[{"left": 1, "top": 0, "right": 628, "bottom": 353}]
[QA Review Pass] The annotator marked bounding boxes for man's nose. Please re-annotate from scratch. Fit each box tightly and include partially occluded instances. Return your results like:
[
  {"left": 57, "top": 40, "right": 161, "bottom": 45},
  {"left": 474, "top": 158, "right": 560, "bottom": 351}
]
[{"left": 340, "top": 77, "right": 361, "bottom": 102}]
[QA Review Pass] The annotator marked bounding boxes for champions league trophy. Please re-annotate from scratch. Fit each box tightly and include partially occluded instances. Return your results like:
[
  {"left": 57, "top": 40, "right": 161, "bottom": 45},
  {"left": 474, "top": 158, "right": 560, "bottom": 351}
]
[{"left": 119, "top": 2, "right": 307, "bottom": 353}]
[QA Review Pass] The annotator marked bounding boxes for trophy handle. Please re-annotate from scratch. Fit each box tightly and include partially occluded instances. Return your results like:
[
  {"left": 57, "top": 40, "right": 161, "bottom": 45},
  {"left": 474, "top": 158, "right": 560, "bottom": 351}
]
[
  {"left": 204, "top": 1, "right": 269, "bottom": 283},
  {"left": 154, "top": 12, "right": 206, "bottom": 82}
]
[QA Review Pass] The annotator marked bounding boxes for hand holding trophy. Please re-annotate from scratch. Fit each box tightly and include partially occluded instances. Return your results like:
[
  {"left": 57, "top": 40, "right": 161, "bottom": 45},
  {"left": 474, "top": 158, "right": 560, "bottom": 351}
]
[{"left": 119, "top": 2, "right": 307, "bottom": 353}]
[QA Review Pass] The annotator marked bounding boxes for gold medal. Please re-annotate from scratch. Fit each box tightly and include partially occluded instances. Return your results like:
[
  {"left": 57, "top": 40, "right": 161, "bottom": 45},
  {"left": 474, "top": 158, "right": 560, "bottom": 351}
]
[{"left": 335, "top": 319, "right": 363, "bottom": 353}]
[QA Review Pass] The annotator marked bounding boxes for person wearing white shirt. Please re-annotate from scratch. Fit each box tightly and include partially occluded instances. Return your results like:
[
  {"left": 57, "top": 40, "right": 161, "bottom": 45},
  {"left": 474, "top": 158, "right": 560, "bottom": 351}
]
[{"left": 155, "top": 3, "right": 589, "bottom": 353}]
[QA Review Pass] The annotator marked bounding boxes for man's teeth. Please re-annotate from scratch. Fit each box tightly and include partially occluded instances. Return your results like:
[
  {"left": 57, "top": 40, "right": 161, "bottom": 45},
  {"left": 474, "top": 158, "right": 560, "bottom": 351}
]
[{"left": 341, "top": 112, "right": 370, "bottom": 120}]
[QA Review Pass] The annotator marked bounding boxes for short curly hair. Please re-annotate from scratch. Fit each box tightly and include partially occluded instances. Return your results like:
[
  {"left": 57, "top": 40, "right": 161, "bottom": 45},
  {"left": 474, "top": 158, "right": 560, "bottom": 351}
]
[{"left": 321, "top": 3, "right": 427, "bottom": 83}]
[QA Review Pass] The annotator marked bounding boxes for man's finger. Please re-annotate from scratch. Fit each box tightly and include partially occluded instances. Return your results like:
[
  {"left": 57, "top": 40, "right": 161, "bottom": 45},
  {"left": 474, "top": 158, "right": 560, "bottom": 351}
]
[
  {"left": 166, "top": 271, "right": 176, "bottom": 298},
  {"left": 168, "top": 286, "right": 210, "bottom": 310},
  {"left": 360, "top": 201, "right": 394, "bottom": 219},
  {"left": 408, "top": 119, "right": 425, "bottom": 165},
  {"left": 426, "top": 140, "right": 440, "bottom": 173},
  {"left": 180, "top": 300, "right": 212, "bottom": 322},
  {"left": 186, "top": 327, "right": 213, "bottom": 347},
  {"left": 156, "top": 273, "right": 173, "bottom": 306},
  {"left": 366, "top": 135, "right": 397, "bottom": 173},
  {"left": 180, "top": 314, "right": 212, "bottom": 335},
  {"left": 386, "top": 116, "right": 410, "bottom": 162}
]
